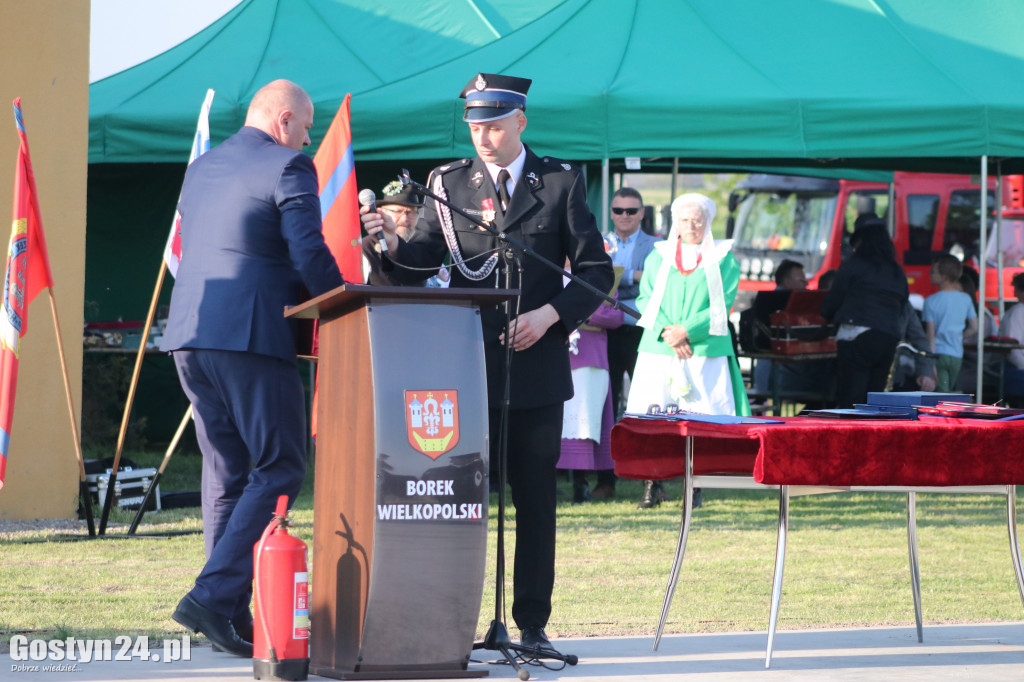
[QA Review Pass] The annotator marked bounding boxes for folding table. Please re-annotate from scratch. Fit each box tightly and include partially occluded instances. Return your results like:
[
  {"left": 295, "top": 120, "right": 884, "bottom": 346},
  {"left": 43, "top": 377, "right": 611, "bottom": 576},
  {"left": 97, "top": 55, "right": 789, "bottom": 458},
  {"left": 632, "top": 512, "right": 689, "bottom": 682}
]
[{"left": 611, "top": 414, "right": 1024, "bottom": 668}]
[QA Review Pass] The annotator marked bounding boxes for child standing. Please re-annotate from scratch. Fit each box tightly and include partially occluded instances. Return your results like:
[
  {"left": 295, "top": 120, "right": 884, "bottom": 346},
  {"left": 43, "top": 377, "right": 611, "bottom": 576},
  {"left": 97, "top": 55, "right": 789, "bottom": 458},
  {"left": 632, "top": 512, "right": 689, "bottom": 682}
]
[{"left": 923, "top": 254, "right": 978, "bottom": 392}]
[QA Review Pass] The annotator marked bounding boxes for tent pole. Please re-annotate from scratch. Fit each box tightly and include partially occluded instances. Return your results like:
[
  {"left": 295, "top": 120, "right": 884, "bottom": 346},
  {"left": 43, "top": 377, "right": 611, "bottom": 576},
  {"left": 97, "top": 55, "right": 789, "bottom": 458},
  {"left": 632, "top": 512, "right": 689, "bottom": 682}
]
[
  {"left": 888, "top": 181, "right": 896, "bottom": 234},
  {"left": 977, "top": 156, "right": 988, "bottom": 402},
  {"left": 601, "top": 158, "right": 609, "bottom": 234},
  {"left": 997, "top": 164, "right": 1005, "bottom": 319},
  {"left": 671, "top": 158, "right": 679, "bottom": 202}
]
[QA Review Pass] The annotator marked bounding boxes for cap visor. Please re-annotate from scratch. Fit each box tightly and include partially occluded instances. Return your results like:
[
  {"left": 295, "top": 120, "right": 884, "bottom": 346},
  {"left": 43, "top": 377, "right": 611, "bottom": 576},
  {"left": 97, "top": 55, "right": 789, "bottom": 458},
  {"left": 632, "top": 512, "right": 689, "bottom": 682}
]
[{"left": 463, "top": 107, "right": 520, "bottom": 123}]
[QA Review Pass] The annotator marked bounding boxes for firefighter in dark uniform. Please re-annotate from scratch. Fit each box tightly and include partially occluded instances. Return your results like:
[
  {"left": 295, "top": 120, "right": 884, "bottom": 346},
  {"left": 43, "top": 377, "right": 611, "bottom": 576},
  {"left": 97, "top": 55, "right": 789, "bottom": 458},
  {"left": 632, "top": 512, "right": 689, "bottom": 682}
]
[{"left": 361, "top": 73, "right": 613, "bottom": 653}]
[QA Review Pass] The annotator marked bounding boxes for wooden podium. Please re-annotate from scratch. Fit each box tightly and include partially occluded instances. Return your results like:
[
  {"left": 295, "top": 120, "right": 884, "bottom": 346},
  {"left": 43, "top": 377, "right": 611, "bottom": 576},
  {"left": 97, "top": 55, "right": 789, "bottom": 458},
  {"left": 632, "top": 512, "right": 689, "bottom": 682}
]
[{"left": 285, "top": 284, "right": 513, "bottom": 680}]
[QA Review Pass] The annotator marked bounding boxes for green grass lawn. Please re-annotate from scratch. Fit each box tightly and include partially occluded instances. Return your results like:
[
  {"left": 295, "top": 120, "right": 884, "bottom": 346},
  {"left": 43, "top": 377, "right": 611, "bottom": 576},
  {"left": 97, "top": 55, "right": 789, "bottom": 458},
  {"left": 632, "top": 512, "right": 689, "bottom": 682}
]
[{"left": 1, "top": 449, "right": 1021, "bottom": 649}]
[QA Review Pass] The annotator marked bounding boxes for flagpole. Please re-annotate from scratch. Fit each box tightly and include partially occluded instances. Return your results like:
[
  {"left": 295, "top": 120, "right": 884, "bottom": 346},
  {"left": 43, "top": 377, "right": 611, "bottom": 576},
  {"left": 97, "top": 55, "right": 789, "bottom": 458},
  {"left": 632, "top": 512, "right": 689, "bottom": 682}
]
[
  {"left": 46, "top": 287, "right": 94, "bottom": 536},
  {"left": 98, "top": 259, "right": 167, "bottom": 535}
]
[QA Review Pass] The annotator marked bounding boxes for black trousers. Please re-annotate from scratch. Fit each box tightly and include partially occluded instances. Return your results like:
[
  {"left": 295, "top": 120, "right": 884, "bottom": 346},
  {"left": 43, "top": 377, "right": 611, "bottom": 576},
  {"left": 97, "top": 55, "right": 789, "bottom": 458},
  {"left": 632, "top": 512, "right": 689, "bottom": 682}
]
[
  {"left": 489, "top": 403, "right": 562, "bottom": 630},
  {"left": 835, "top": 329, "right": 900, "bottom": 408},
  {"left": 607, "top": 325, "right": 645, "bottom": 417}
]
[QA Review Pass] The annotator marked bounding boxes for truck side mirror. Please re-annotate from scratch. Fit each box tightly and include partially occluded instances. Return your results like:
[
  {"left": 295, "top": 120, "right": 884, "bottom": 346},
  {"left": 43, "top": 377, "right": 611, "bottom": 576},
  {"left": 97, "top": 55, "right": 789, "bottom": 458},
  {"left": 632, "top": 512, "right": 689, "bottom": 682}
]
[{"left": 728, "top": 192, "right": 740, "bottom": 214}]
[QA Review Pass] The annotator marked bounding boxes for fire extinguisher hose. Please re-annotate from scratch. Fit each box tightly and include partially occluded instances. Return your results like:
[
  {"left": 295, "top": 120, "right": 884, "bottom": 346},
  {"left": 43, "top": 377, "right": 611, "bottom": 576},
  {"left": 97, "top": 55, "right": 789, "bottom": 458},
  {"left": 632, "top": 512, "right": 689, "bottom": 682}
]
[{"left": 254, "top": 515, "right": 281, "bottom": 664}]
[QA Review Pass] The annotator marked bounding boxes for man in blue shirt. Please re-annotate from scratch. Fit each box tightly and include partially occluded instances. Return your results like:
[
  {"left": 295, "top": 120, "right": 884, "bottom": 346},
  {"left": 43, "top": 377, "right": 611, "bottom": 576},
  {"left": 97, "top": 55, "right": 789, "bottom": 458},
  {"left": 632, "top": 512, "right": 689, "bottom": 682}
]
[
  {"left": 606, "top": 188, "right": 659, "bottom": 415},
  {"left": 605, "top": 188, "right": 659, "bottom": 500}
]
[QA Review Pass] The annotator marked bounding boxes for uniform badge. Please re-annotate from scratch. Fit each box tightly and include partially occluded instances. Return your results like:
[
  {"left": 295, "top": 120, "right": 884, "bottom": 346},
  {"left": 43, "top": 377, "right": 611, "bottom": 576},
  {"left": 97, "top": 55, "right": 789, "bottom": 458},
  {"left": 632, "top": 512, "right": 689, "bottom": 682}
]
[
  {"left": 561, "top": 163, "right": 571, "bottom": 171},
  {"left": 406, "top": 390, "right": 460, "bottom": 459},
  {"left": 481, "top": 198, "right": 496, "bottom": 225},
  {"left": 471, "top": 170, "right": 484, "bottom": 188},
  {"left": 475, "top": 74, "right": 487, "bottom": 91},
  {"left": 526, "top": 171, "right": 539, "bottom": 188}
]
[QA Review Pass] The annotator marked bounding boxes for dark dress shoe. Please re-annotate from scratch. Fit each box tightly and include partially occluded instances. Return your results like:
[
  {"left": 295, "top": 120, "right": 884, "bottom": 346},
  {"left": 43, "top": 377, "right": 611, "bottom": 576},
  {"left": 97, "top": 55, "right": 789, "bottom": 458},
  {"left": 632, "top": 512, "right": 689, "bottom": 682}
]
[
  {"left": 520, "top": 626, "right": 554, "bottom": 653},
  {"left": 233, "top": 615, "right": 254, "bottom": 642},
  {"left": 637, "top": 480, "right": 664, "bottom": 509},
  {"left": 591, "top": 483, "right": 615, "bottom": 500},
  {"left": 172, "top": 594, "right": 253, "bottom": 658},
  {"left": 212, "top": 615, "right": 253, "bottom": 653}
]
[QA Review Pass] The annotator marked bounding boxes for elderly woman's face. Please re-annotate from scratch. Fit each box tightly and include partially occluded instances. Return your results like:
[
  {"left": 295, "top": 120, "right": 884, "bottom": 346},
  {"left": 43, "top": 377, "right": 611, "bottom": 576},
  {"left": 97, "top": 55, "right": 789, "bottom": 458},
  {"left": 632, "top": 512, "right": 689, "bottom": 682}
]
[{"left": 677, "top": 206, "right": 706, "bottom": 245}]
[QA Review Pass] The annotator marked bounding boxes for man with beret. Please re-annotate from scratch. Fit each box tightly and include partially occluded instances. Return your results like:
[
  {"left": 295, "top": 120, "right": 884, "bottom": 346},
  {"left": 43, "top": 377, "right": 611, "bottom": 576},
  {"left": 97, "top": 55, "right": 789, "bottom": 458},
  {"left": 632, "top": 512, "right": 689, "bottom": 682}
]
[
  {"left": 361, "top": 73, "right": 613, "bottom": 653},
  {"left": 378, "top": 178, "right": 423, "bottom": 237}
]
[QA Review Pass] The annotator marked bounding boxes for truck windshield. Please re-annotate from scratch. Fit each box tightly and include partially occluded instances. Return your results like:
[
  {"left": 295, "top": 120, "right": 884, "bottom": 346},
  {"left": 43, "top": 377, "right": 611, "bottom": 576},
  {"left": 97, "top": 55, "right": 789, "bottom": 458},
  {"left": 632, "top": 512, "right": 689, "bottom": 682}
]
[{"left": 733, "top": 191, "right": 837, "bottom": 254}]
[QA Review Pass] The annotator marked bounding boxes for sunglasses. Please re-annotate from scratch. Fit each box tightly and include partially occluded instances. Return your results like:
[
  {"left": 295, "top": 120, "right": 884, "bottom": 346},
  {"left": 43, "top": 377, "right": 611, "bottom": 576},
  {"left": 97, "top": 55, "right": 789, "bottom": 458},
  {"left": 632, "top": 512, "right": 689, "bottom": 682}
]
[{"left": 611, "top": 207, "right": 640, "bottom": 216}]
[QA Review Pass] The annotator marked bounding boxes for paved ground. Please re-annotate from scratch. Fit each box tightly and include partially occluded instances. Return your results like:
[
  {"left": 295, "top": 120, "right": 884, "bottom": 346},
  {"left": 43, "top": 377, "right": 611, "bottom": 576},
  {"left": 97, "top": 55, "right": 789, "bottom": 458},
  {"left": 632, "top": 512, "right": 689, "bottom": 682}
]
[{"left": 4, "top": 622, "right": 1023, "bottom": 681}]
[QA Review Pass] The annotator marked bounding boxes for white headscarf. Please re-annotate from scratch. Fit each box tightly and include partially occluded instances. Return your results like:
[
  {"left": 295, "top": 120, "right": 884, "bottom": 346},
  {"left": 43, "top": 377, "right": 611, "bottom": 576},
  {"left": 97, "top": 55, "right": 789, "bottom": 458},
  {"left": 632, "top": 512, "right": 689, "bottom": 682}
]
[{"left": 637, "top": 193, "right": 729, "bottom": 337}]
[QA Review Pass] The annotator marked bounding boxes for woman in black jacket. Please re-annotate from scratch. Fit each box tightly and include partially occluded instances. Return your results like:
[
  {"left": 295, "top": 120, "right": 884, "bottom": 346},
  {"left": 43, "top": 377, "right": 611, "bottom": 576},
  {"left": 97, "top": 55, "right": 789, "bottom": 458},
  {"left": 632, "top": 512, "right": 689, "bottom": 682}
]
[{"left": 821, "top": 220, "right": 909, "bottom": 407}]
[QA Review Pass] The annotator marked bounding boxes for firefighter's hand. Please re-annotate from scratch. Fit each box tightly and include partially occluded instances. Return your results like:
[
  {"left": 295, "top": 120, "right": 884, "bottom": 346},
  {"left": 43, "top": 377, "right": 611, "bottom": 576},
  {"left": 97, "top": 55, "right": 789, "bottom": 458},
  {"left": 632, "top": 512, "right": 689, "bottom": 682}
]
[{"left": 499, "top": 304, "right": 559, "bottom": 351}]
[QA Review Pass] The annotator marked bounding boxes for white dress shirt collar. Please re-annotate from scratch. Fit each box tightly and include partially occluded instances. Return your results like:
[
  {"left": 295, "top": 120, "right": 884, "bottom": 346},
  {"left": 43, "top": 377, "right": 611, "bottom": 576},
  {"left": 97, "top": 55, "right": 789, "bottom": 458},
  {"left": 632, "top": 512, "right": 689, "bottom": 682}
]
[{"left": 484, "top": 145, "right": 527, "bottom": 196}]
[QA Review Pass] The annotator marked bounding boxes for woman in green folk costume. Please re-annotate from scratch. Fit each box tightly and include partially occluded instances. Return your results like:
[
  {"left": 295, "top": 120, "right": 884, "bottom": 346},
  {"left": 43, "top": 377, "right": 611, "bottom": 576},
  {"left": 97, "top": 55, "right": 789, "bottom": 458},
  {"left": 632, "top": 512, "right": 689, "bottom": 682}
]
[{"left": 626, "top": 192, "right": 750, "bottom": 418}]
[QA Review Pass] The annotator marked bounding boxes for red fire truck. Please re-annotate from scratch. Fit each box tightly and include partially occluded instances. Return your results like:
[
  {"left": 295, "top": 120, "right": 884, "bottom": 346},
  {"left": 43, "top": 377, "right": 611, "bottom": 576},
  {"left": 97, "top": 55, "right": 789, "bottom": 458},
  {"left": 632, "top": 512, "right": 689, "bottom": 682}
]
[{"left": 727, "top": 172, "right": 1024, "bottom": 311}]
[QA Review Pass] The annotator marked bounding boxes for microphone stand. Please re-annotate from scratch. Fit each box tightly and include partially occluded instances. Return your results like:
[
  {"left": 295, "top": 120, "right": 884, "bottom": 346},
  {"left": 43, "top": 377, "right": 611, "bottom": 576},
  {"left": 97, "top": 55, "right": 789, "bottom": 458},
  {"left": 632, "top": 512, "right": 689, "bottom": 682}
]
[{"left": 397, "top": 171, "right": 633, "bottom": 679}]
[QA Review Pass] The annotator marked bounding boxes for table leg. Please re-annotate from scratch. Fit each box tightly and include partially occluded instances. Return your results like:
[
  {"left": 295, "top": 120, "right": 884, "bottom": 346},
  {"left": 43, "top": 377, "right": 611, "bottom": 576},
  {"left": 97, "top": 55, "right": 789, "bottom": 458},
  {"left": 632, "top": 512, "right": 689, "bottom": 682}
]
[
  {"left": 1006, "top": 485, "right": 1024, "bottom": 609},
  {"left": 770, "top": 360, "right": 781, "bottom": 416},
  {"left": 906, "top": 491, "right": 923, "bottom": 642},
  {"left": 1000, "top": 356, "right": 1006, "bottom": 404},
  {"left": 765, "top": 484, "right": 790, "bottom": 669},
  {"left": 653, "top": 436, "right": 695, "bottom": 651}
]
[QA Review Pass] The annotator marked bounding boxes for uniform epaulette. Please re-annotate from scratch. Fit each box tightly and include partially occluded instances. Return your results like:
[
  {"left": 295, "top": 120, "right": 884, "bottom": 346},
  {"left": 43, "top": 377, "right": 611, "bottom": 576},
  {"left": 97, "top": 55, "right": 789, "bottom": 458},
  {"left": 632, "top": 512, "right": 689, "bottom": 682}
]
[
  {"left": 435, "top": 158, "right": 472, "bottom": 174},
  {"left": 542, "top": 157, "right": 576, "bottom": 172}
]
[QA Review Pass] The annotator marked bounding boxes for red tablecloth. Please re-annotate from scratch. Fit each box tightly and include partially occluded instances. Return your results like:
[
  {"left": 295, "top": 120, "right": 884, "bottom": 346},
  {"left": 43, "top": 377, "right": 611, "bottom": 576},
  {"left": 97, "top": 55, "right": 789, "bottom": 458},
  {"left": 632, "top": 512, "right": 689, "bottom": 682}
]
[{"left": 611, "top": 416, "right": 1024, "bottom": 487}]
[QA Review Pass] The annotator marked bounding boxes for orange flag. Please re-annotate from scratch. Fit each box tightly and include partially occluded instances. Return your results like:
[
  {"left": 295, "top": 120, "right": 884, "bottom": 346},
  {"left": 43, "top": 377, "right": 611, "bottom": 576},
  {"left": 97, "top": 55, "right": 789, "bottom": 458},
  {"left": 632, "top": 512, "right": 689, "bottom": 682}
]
[
  {"left": 313, "top": 93, "right": 361, "bottom": 279},
  {"left": 309, "top": 94, "right": 363, "bottom": 438}
]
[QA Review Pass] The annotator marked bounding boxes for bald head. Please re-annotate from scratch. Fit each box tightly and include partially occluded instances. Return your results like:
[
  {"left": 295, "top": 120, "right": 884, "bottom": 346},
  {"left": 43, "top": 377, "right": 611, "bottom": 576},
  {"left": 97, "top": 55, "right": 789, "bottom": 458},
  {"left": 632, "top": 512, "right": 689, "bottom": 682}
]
[{"left": 245, "top": 79, "right": 314, "bottom": 150}]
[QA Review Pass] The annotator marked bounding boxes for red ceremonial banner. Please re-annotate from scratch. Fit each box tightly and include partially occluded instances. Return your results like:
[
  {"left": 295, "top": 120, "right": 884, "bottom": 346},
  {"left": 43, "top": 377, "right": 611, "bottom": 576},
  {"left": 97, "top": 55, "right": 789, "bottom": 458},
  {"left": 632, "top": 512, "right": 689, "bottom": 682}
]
[{"left": 0, "top": 99, "right": 54, "bottom": 489}]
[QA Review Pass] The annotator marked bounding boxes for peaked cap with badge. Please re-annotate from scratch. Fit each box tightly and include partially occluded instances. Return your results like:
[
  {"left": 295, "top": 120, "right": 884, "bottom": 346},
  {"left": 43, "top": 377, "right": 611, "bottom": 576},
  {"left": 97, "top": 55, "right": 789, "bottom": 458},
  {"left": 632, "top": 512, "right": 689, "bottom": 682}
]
[{"left": 460, "top": 73, "right": 532, "bottom": 122}]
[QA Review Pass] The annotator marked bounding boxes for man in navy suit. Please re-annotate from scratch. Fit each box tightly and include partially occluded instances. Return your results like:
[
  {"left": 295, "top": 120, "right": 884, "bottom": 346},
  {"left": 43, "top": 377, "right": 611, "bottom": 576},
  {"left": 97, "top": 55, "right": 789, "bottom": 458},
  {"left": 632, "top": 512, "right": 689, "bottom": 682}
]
[{"left": 161, "top": 79, "right": 344, "bottom": 657}]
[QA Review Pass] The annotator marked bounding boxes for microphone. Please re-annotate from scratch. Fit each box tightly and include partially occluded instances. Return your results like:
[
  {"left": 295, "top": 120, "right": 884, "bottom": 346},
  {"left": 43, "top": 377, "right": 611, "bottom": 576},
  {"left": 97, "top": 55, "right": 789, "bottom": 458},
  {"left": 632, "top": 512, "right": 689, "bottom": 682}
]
[{"left": 359, "top": 188, "right": 387, "bottom": 255}]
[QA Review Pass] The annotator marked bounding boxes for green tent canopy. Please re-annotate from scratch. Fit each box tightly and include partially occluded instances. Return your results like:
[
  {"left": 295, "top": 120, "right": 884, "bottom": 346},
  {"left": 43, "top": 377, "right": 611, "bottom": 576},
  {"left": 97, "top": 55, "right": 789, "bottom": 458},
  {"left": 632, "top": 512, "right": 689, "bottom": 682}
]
[
  {"left": 91, "top": 0, "right": 1024, "bottom": 173},
  {"left": 89, "top": 0, "right": 567, "bottom": 163}
]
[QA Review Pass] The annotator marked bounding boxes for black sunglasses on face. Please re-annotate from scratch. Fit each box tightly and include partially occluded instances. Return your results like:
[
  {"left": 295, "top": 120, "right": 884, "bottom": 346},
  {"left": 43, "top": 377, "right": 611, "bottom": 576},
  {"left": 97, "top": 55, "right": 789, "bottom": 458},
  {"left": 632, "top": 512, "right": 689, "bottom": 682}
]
[{"left": 611, "top": 207, "right": 640, "bottom": 215}]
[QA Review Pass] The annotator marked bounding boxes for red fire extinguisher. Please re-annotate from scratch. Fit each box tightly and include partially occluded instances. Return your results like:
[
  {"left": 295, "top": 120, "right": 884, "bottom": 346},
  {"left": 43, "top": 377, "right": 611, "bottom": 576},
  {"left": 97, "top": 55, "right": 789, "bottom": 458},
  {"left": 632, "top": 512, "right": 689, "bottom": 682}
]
[{"left": 253, "top": 495, "right": 310, "bottom": 681}]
